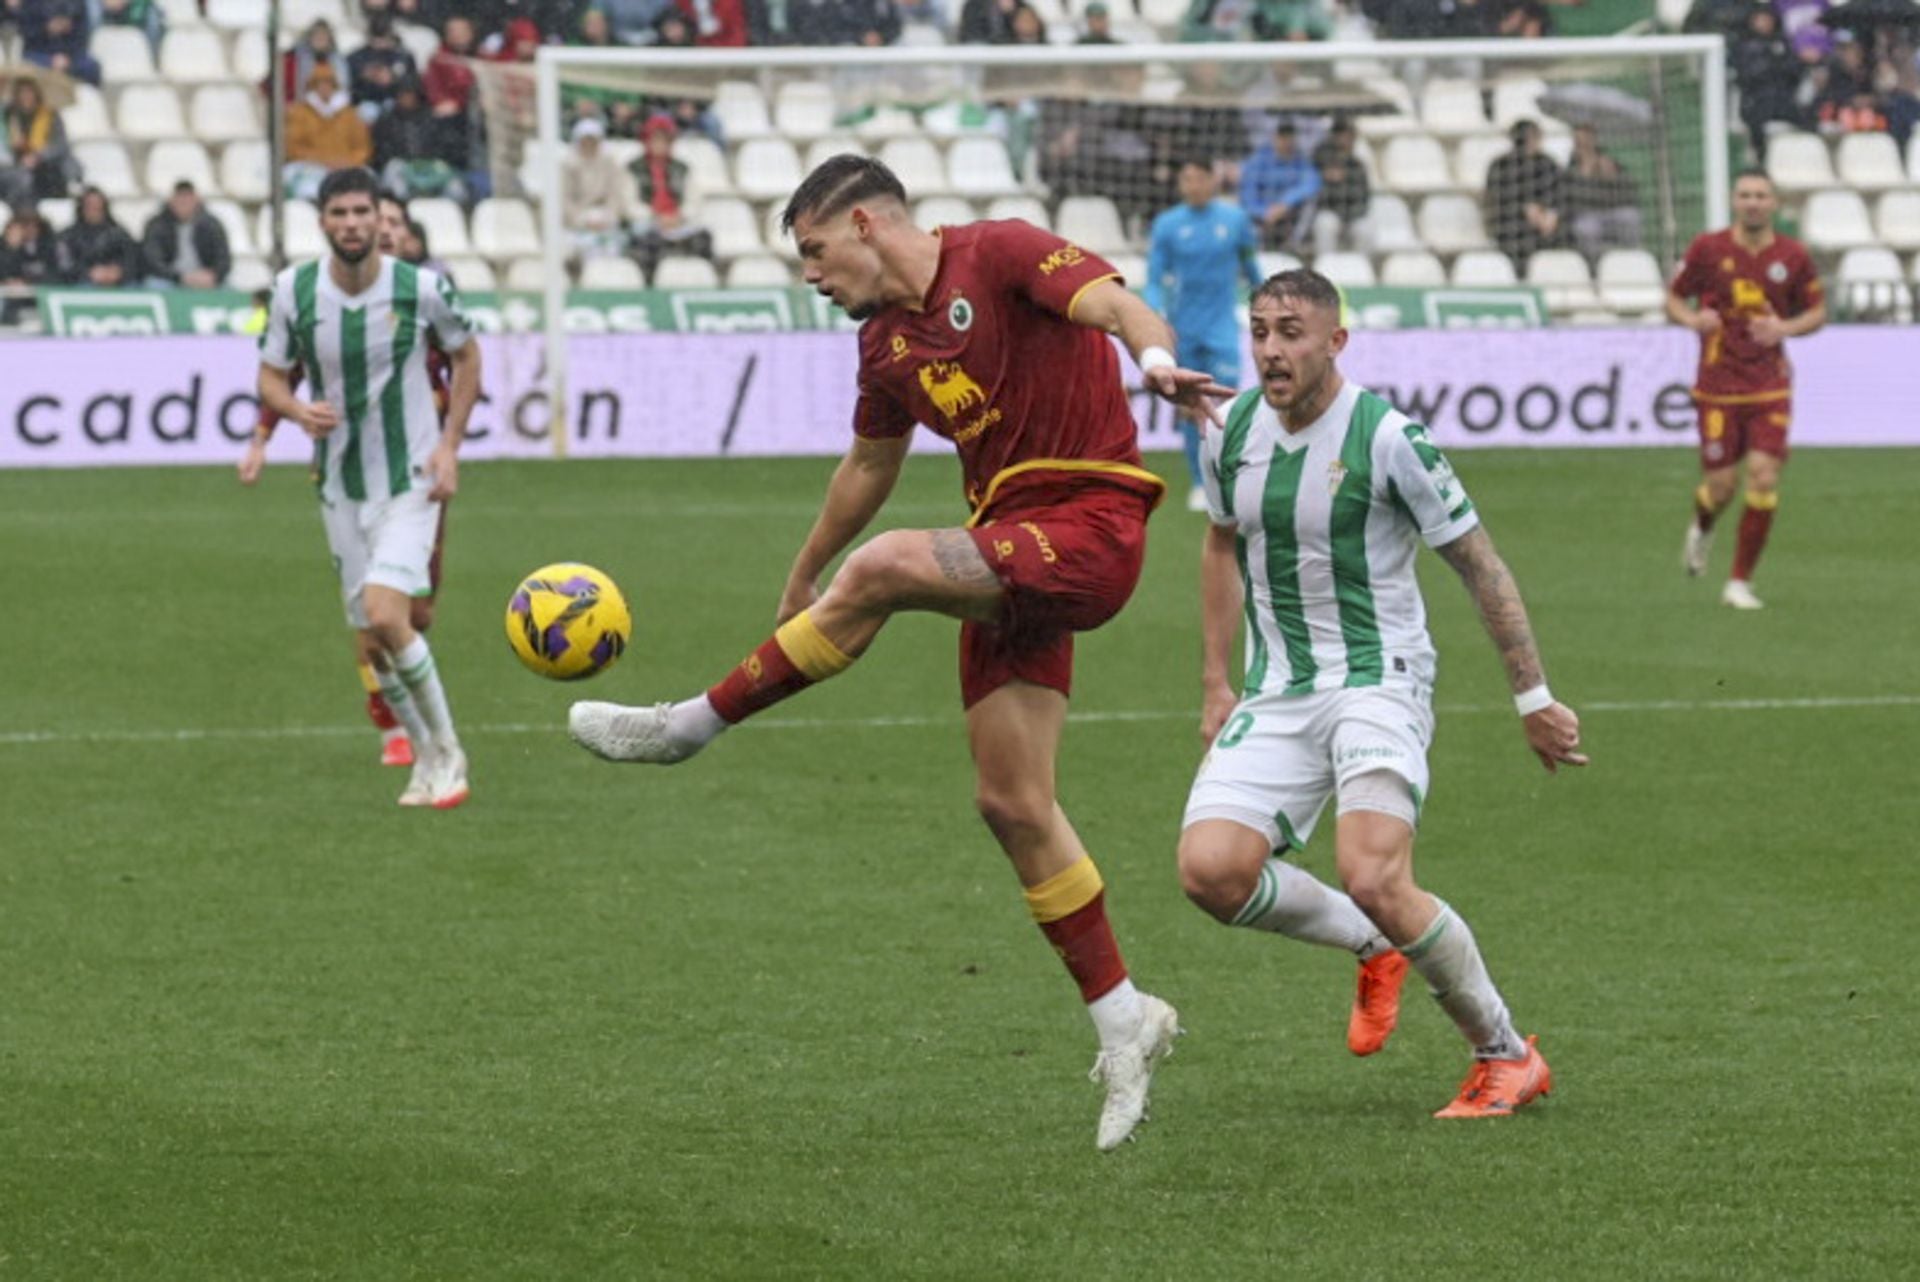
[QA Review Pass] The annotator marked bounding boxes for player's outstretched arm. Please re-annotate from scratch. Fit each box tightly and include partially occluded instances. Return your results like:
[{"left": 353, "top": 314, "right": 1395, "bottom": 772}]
[
  {"left": 1198, "top": 522, "right": 1242, "bottom": 742},
  {"left": 776, "top": 433, "right": 912, "bottom": 625},
  {"left": 1435, "top": 526, "right": 1589, "bottom": 774},
  {"left": 1067, "top": 278, "right": 1234, "bottom": 426}
]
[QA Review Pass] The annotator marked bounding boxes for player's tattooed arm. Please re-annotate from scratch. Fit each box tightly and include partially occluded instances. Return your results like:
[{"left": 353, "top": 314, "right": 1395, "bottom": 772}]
[
  {"left": 930, "top": 529, "right": 1000, "bottom": 591},
  {"left": 1436, "top": 527, "right": 1545, "bottom": 694}
]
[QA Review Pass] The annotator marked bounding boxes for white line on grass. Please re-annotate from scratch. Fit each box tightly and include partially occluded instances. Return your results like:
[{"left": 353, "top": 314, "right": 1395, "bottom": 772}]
[{"left": 1, "top": 694, "right": 1913, "bottom": 748}]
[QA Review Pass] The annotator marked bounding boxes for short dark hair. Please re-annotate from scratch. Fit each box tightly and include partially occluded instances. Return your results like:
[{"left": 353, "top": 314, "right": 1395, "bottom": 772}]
[
  {"left": 1733, "top": 165, "right": 1774, "bottom": 189},
  {"left": 1509, "top": 118, "right": 1540, "bottom": 146},
  {"left": 1274, "top": 120, "right": 1297, "bottom": 136},
  {"left": 172, "top": 180, "right": 197, "bottom": 196},
  {"left": 317, "top": 165, "right": 381, "bottom": 211},
  {"left": 781, "top": 154, "right": 908, "bottom": 234},
  {"left": 1250, "top": 268, "right": 1342, "bottom": 316},
  {"left": 406, "top": 218, "right": 430, "bottom": 258},
  {"left": 378, "top": 189, "right": 408, "bottom": 214},
  {"left": 1177, "top": 157, "right": 1214, "bottom": 175}
]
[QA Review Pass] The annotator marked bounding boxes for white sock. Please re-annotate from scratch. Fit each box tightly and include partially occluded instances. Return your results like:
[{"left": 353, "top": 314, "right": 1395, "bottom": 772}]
[
  {"left": 1088, "top": 978, "right": 1144, "bottom": 1052},
  {"left": 1402, "top": 899, "right": 1525, "bottom": 1060},
  {"left": 393, "top": 635, "right": 458, "bottom": 750},
  {"left": 374, "top": 666, "right": 432, "bottom": 748},
  {"left": 668, "top": 694, "right": 728, "bottom": 748},
  {"left": 1231, "top": 858, "right": 1391, "bottom": 959}
]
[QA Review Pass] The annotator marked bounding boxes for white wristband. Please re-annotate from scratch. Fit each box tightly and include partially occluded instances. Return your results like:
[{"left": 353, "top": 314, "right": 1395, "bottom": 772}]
[
  {"left": 1513, "top": 685, "right": 1555, "bottom": 717},
  {"left": 1139, "top": 345, "right": 1176, "bottom": 373}
]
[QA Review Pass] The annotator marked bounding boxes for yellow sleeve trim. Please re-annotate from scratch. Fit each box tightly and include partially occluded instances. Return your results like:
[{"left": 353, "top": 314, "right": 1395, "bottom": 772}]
[
  {"left": 774, "top": 610, "right": 855, "bottom": 682},
  {"left": 1024, "top": 855, "right": 1105, "bottom": 924},
  {"left": 965, "top": 459, "right": 1167, "bottom": 528},
  {"left": 1064, "top": 272, "right": 1123, "bottom": 323}
]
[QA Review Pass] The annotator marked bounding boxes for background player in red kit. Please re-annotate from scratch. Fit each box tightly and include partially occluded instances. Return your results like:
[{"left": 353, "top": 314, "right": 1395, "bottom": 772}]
[
  {"left": 570, "top": 156, "right": 1231, "bottom": 1151},
  {"left": 238, "top": 191, "right": 454, "bottom": 763},
  {"left": 1667, "top": 169, "right": 1825, "bottom": 610}
]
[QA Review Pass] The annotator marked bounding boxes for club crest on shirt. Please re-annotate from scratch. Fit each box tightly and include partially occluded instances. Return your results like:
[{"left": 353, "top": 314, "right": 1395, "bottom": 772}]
[
  {"left": 1767, "top": 261, "right": 1789, "bottom": 283},
  {"left": 948, "top": 295, "right": 974, "bottom": 332},
  {"left": 1327, "top": 458, "right": 1348, "bottom": 494}
]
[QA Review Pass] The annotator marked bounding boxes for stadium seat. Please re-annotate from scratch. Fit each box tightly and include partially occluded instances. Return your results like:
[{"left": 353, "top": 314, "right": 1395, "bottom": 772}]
[
  {"left": 111, "top": 198, "right": 158, "bottom": 236},
  {"left": 702, "top": 197, "right": 765, "bottom": 260},
  {"left": 773, "top": 82, "right": 838, "bottom": 143},
  {"left": 1564, "top": 309, "right": 1621, "bottom": 328},
  {"left": 1909, "top": 134, "right": 1920, "bottom": 183},
  {"left": 1452, "top": 133, "right": 1510, "bottom": 191},
  {"left": 60, "top": 85, "right": 114, "bottom": 142},
  {"left": 1354, "top": 80, "right": 1420, "bottom": 140},
  {"left": 947, "top": 137, "right": 1023, "bottom": 198},
  {"left": 673, "top": 136, "right": 735, "bottom": 198},
  {"left": 652, "top": 256, "right": 720, "bottom": 288},
  {"left": 1257, "top": 251, "right": 1303, "bottom": 278},
  {"left": 93, "top": 25, "right": 159, "bottom": 82},
  {"left": 1419, "top": 79, "right": 1489, "bottom": 138},
  {"left": 733, "top": 137, "right": 804, "bottom": 202},
  {"left": 227, "top": 256, "right": 274, "bottom": 292},
  {"left": 1875, "top": 190, "right": 1920, "bottom": 252},
  {"left": 505, "top": 257, "right": 548, "bottom": 291},
  {"left": 725, "top": 255, "right": 793, "bottom": 287},
  {"left": 1416, "top": 194, "right": 1491, "bottom": 255},
  {"left": 1054, "top": 196, "right": 1129, "bottom": 255},
  {"left": 71, "top": 140, "right": 142, "bottom": 199},
  {"left": 1835, "top": 247, "right": 1911, "bottom": 320},
  {"left": 603, "top": 139, "right": 642, "bottom": 172},
  {"left": 1378, "top": 135, "right": 1455, "bottom": 195},
  {"left": 877, "top": 138, "right": 950, "bottom": 196},
  {"left": 1138, "top": 0, "right": 1187, "bottom": 26},
  {"left": 409, "top": 197, "right": 472, "bottom": 258},
  {"left": 442, "top": 256, "right": 499, "bottom": 292},
  {"left": 914, "top": 196, "right": 977, "bottom": 231},
  {"left": 1764, "top": 132, "right": 1834, "bottom": 194},
  {"left": 189, "top": 85, "right": 260, "bottom": 146},
  {"left": 471, "top": 198, "right": 541, "bottom": 261},
  {"left": 1802, "top": 189, "right": 1876, "bottom": 252},
  {"left": 1451, "top": 249, "right": 1517, "bottom": 287},
  {"left": 145, "top": 141, "right": 219, "bottom": 198},
  {"left": 711, "top": 81, "right": 772, "bottom": 141},
  {"left": 115, "top": 84, "right": 187, "bottom": 143},
  {"left": 764, "top": 204, "right": 801, "bottom": 261},
  {"left": 38, "top": 197, "right": 75, "bottom": 232},
  {"left": 230, "top": 29, "right": 271, "bottom": 83},
  {"left": 854, "top": 107, "right": 921, "bottom": 141},
  {"left": 579, "top": 256, "right": 646, "bottom": 289},
  {"left": 219, "top": 140, "right": 271, "bottom": 204},
  {"left": 1525, "top": 249, "right": 1601, "bottom": 313},
  {"left": 159, "top": 28, "right": 230, "bottom": 83},
  {"left": 1108, "top": 253, "right": 1147, "bottom": 287},
  {"left": 206, "top": 0, "right": 264, "bottom": 26},
  {"left": 1380, "top": 250, "right": 1446, "bottom": 287},
  {"left": 207, "top": 199, "right": 256, "bottom": 256},
  {"left": 805, "top": 137, "right": 867, "bottom": 172},
  {"left": 898, "top": 22, "right": 947, "bottom": 46},
  {"left": 922, "top": 100, "right": 995, "bottom": 140},
  {"left": 1596, "top": 249, "right": 1665, "bottom": 312},
  {"left": 1489, "top": 77, "right": 1548, "bottom": 129},
  {"left": 1834, "top": 133, "right": 1908, "bottom": 192},
  {"left": 1364, "top": 193, "right": 1422, "bottom": 253},
  {"left": 986, "top": 195, "right": 1051, "bottom": 231},
  {"left": 1836, "top": 245, "right": 1904, "bottom": 284},
  {"left": 1316, "top": 251, "right": 1376, "bottom": 288},
  {"left": 257, "top": 200, "right": 325, "bottom": 259}
]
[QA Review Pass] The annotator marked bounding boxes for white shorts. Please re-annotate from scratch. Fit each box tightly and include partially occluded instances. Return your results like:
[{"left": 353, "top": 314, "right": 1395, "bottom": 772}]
[
  {"left": 1182, "top": 683, "right": 1434, "bottom": 852},
  {"left": 319, "top": 488, "right": 441, "bottom": 629}
]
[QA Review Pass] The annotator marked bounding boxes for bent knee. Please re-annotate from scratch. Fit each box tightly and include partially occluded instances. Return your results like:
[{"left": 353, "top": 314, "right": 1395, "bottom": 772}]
[
  {"left": 975, "top": 786, "right": 1053, "bottom": 847},
  {"left": 1177, "top": 838, "right": 1260, "bottom": 923},
  {"left": 832, "top": 534, "right": 921, "bottom": 611}
]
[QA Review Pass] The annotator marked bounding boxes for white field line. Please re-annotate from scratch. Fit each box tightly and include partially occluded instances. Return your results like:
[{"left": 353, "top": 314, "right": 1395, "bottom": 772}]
[{"left": 0, "top": 694, "right": 1913, "bottom": 748}]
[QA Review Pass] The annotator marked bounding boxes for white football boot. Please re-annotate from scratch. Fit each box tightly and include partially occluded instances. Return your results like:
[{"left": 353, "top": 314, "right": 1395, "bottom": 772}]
[
  {"left": 1682, "top": 522, "right": 1711, "bottom": 577},
  {"left": 569, "top": 701, "right": 704, "bottom": 764},
  {"left": 1721, "top": 579, "right": 1764, "bottom": 610},
  {"left": 429, "top": 743, "right": 470, "bottom": 809},
  {"left": 1089, "top": 993, "right": 1182, "bottom": 1152},
  {"left": 398, "top": 744, "right": 438, "bottom": 807}
]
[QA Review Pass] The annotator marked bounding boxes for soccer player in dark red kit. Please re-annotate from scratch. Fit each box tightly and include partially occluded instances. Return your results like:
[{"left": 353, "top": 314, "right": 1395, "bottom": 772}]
[
  {"left": 1668, "top": 169, "right": 1825, "bottom": 610},
  {"left": 570, "top": 155, "right": 1231, "bottom": 1150}
]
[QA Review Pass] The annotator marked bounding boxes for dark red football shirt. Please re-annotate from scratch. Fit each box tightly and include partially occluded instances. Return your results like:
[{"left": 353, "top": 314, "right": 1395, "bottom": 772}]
[
  {"left": 1670, "top": 228, "right": 1822, "bottom": 401},
  {"left": 852, "top": 219, "right": 1162, "bottom": 521}
]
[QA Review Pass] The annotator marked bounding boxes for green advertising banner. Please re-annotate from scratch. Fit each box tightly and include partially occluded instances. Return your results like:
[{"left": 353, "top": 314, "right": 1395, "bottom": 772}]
[{"left": 34, "top": 283, "right": 1548, "bottom": 337}]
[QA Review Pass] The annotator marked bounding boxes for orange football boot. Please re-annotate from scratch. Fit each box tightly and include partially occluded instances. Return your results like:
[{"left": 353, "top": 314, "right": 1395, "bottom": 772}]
[
  {"left": 1347, "top": 949, "right": 1410, "bottom": 1056},
  {"left": 381, "top": 734, "right": 415, "bottom": 767},
  {"left": 1433, "top": 1035, "right": 1552, "bottom": 1118}
]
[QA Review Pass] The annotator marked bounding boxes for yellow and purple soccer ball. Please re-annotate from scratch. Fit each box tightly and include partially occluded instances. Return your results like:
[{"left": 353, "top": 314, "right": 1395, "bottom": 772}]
[{"left": 504, "top": 563, "right": 631, "bottom": 681}]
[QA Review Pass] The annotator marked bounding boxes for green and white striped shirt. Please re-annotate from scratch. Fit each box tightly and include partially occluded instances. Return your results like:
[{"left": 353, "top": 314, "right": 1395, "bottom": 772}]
[
  {"left": 1203, "top": 381, "right": 1478, "bottom": 697},
  {"left": 259, "top": 255, "right": 472, "bottom": 504}
]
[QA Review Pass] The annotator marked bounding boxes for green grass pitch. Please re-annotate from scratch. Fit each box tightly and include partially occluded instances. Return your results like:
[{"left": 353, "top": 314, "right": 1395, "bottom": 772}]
[{"left": 1, "top": 446, "right": 1915, "bottom": 1279}]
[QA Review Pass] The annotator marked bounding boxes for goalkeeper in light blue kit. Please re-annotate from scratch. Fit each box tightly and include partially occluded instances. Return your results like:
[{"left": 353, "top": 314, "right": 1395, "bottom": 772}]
[{"left": 1146, "top": 159, "right": 1264, "bottom": 511}]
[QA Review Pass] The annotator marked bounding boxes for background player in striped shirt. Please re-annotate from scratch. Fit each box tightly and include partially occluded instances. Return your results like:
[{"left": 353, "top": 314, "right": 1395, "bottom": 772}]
[
  {"left": 1667, "top": 169, "right": 1825, "bottom": 610},
  {"left": 1179, "top": 269, "right": 1587, "bottom": 1118},
  {"left": 255, "top": 166, "right": 480, "bottom": 808},
  {"left": 571, "top": 155, "right": 1231, "bottom": 1150},
  {"left": 240, "top": 190, "right": 456, "bottom": 769}
]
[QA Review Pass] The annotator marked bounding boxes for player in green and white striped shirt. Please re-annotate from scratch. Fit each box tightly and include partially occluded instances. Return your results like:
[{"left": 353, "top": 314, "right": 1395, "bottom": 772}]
[
  {"left": 257, "top": 167, "right": 482, "bottom": 809},
  {"left": 1178, "top": 269, "right": 1587, "bottom": 1119}
]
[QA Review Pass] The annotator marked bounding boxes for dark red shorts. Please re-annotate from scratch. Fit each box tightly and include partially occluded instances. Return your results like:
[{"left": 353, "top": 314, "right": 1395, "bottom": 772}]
[
  {"left": 1696, "top": 396, "right": 1790, "bottom": 468},
  {"left": 958, "top": 487, "right": 1154, "bottom": 709}
]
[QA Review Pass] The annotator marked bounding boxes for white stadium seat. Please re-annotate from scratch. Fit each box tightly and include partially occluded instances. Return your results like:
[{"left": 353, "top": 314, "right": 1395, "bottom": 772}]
[
  {"left": 230, "top": 29, "right": 271, "bottom": 83},
  {"left": 1489, "top": 77, "right": 1548, "bottom": 128},
  {"left": 733, "top": 137, "right": 804, "bottom": 202},
  {"left": 1451, "top": 249, "right": 1517, "bottom": 287},
  {"left": 115, "top": 84, "right": 187, "bottom": 143},
  {"left": 762, "top": 204, "right": 800, "bottom": 260},
  {"left": 1378, "top": 135, "right": 1454, "bottom": 195},
  {"left": 986, "top": 195, "right": 1051, "bottom": 231},
  {"left": 1837, "top": 246, "right": 1904, "bottom": 283},
  {"left": 899, "top": 22, "right": 947, "bottom": 46},
  {"left": 1380, "top": 250, "right": 1446, "bottom": 287},
  {"left": 672, "top": 135, "right": 735, "bottom": 198},
  {"left": 71, "top": 140, "right": 142, "bottom": 199},
  {"left": 1354, "top": 79, "right": 1419, "bottom": 139},
  {"left": 219, "top": 140, "right": 271, "bottom": 204},
  {"left": 1054, "top": 196, "right": 1129, "bottom": 255},
  {"left": 1834, "top": 133, "right": 1908, "bottom": 192},
  {"left": 1802, "top": 189, "right": 1876, "bottom": 252},
  {"left": 725, "top": 255, "right": 793, "bottom": 287},
  {"left": 207, "top": 199, "right": 256, "bottom": 256},
  {"left": 60, "top": 85, "right": 114, "bottom": 142},
  {"left": 1107, "top": 253, "right": 1147, "bottom": 287},
  {"left": 38, "top": 198, "right": 75, "bottom": 232},
  {"left": 145, "top": 140, "right": 219, "bottom": 198},
  {"left": 805, "top": 137, "right": 866, "bottom": 172},
  {"left": 579, "top": 256, "right": 646, "bottom": 289},
  {"left": 190, "top": 85, "right": 260, "bottom": 146},
  {"left": 112, "top": 198, "right": 159, "bottom": 235},
  {"left": 702, "top": 197, "right": 765, "bottom": 260},
  {"left": 1452, "top": 133, "right": 1511, "bottom": 191},
  {"left": 1417, "top": 194, "right": 1491, "bottom": 255},
  {"left": 877, "top": 138, "right": 949, "bottom": 196},
  {"left": 1257, "top": 251, "right": 1303, "bottom": 278},
  {"left": 773, "top": 82, "right": 838, "bottom": 143},
  {"left": 652, "top": 256, "right": 720, "bottom": 288},
  {"left": 1316, "top": 251, "right": 1376, "bottom": 288},
  {"left": 227, "top": 257, "right": 274, "bottom": 292},
  {"left": 93, "top": 26, "right": 158, "bottom": 81},
  {"left": 257, "top": 200, "right": 325, "bottom": 259},
  {"left": 711, "top": 81, "right": 772, "bottom": 141},
  {"left": 442, "top": 257, "right": 499, "bottom": 292},
  {"left": 206, "top": 0, "right": 266, "bottom": 28},
  {"left": 159, "top": 28, "right": 230, "bottom": 83},
  {"left": 1875, "top": 190, "right": 1920, "bottom": 253},
  {"left": 1419, "top": 79, "right": 1489, "bottom": 137},
  {"left": 1764, "top": 132, "right": 1834, "bottom": 194},
  {"left": 505, "top": 257, "right": 548, "bottom": 291},
  {"left": 1525, "top": 248, "right": 1600, "bottom": 313},
  {"left": 1596, "top": 249, "right": 1665, "bottom": 312},
  {"left": 946, "top": 137, "right": 1023, "bottom": 198},
  {"left": 409, "top": 197, "right": 472, "bottom": 258},
  {"left": 471, "top": 198, "right": 542, "bottom": 260},
  {"left": 1364, "top": 193, "right": 1422, "bottom": 253},
  {"left": 1835, "top": 247, "right": 1911, "bottom": 320},
  {"left": 854, "top": 107, "right": 921, "bottom": 142},
  {"left": 913, "top": 196, "right": 976, "bottom": 232}
]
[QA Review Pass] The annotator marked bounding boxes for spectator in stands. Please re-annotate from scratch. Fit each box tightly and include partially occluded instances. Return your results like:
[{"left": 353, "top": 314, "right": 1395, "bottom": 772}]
[
  {"left": 1257, "top": 1, "right": 1334, "bottom": 41},
  {"left": 374, "top": 76, "right": 470, "bottom": 203},
  {"left": 4, "top": 80, "right": 76, "bottom": 204},
  {"left": 575, "top": 7, "right": 619, "bottom": 45},
  {"left": 0, "top": 204, "right": 61, "bottom": 288},
  {"left": 1733, "top": 4, "right": 1804, "bottom": 163},
  {"left": 1239, "top": 120, "right": 1321, "bottom": 249},
  {"left": 1310, "top": 114, "right": 1371, "bottom": 254},
  {"left": 425, "top": 15, "right": 481, "bottom": 117},
  {"left": 487, "top": 16, "right": 544, "bottom": 61},
  {"left": 1680, "top": 0, "right": 1754, "bottom": 39},
  {"left": 959, "top": 0, "right": 1019, "bottom": 43},
  {"left": 562, "top": 116, "right": 638, "bottom": 262},
  {"left": 1078, "top": 2, "right": 1120, "bottom": 44},
  {"left": 1815, "top": 35, "right": 1876, "bottom": 131},
  {"left": 1562, "top": 124, "right": 1641, "bottom": 260},
  {"left": 656, "top": 7, "right": 700, "bottom": 45},
  {"left": 20, "top": 0, "right": 103, "bottom": 87},
  {"left": 1359, "top": 0, "right": 1449, "bottom": 38},
  {"left": 675, "top": 0, "right": 750, "bottom": 46},
  {"left": 1180, "top": 0, "right": 1249, "bottom": 41},
  {"left": 603, "top": 0, "right": 676, "bottom": 43},
  {"left": 139, "top": 181, "right": 231, "bottom": 288},
  {"left": 894, "top": 0, "right": 948, "bottom": 29},
  {"left": 1006, "top": 2, "right": 1047, "bottom": 42},
  {"left": 1484, "top": 119, "right": 1564, "bottom": 269},
  {"left": 56, "top": 186, "right": 139, "bottom": 286},
  {"left": 98, "top": 0, "right": 165, "bottom": 58},
  {"left": 349, "top": 9, "right": 422, "bottom": 122},
  {"left": 1884, "top": 48, "right": 1920, "bottom": 150},
  {"left": 278, "top": 19, "right": 348, "bottom": 104},
  {"left": 285, "top": 64, "right": 375, "bottom": 201},
  {"left": 790, "top": 0, "right": 903, "bottom": 45},
  {"left": 1774, "top": 0, "right": 1834, "bottom": 65},
  {"left": 627, "top": 112, "right": 713, "bottom": 283},
  {"left": 1495, "top": 0, "right": 1552, "bottom": 39},
  {"left": 1039, "top": 99, "right": 1155, "bottom": 221}
]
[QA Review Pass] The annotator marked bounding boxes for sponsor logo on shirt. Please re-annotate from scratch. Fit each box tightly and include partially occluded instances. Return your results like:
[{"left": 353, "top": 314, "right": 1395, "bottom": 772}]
[
  {"left": 1037, "top": 245, "right": 1086, "bottom": 276},
  {"left": 919, "top": 360, "right": 987, "bottom": 420},
  {"left": 890, "top": 334, "right": 910, "bottom": 362}
]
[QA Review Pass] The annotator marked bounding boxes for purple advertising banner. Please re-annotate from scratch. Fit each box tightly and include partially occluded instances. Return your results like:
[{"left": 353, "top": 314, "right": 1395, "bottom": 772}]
[{"left": 1, "top": 327, "right": 1914, "bottom": 469}]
